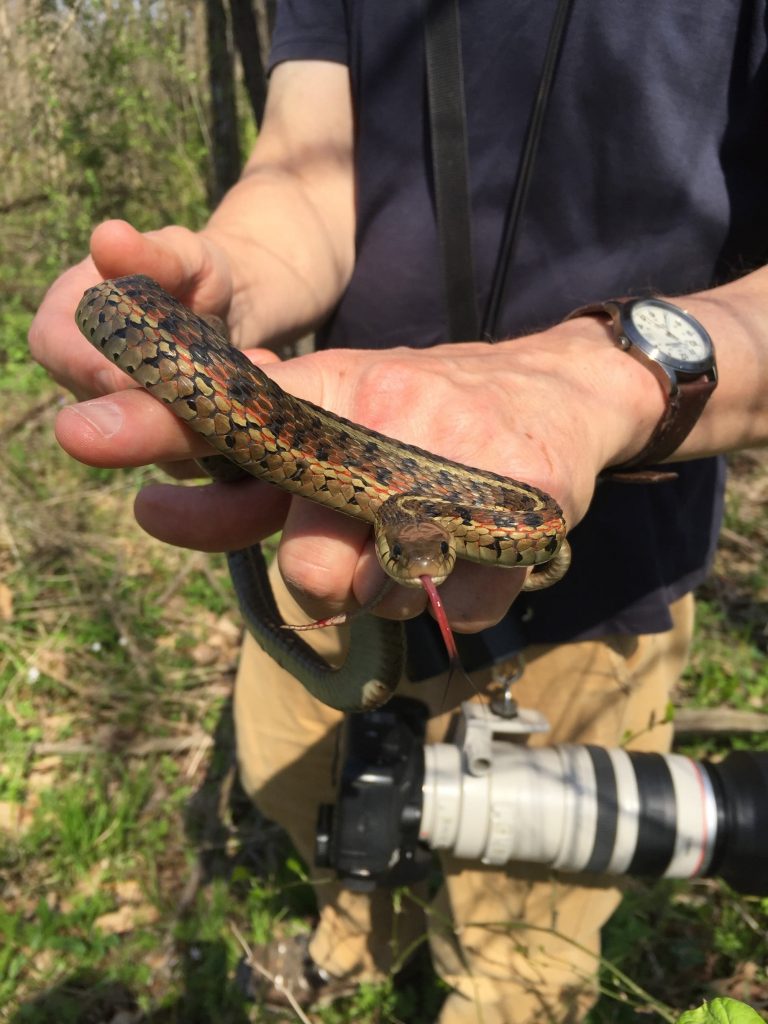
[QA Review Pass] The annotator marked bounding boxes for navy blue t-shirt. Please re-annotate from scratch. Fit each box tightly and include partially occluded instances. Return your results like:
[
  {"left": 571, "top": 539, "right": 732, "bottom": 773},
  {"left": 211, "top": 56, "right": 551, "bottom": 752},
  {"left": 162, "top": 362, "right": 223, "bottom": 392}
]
[{"left": 269, "top": 1, "right": 768, "bottom": 678}]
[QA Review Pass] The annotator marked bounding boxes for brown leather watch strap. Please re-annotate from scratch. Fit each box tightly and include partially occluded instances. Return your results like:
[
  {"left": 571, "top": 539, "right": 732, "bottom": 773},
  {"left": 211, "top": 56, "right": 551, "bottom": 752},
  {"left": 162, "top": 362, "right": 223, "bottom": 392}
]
[
  {"left": 566, "top": 299, "right": 717, "bottom": 481},
  {"left": 615, "top": 374, "right": 716, "bottom": 468}
]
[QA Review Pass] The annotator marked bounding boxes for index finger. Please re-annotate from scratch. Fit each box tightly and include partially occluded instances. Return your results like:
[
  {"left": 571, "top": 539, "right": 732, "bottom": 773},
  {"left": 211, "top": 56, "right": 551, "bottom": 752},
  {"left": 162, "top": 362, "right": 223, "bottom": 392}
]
[{"left": 29, "top": 218, "right": 230, "bottom": 400}]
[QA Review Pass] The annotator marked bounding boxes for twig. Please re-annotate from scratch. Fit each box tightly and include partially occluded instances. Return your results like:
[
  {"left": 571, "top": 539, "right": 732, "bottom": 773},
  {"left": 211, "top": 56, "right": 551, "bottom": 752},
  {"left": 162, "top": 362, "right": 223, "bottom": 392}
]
[
  {"left": 229, "top": 921, "right": 313, "bottom": 1024},
  {"left": 178, "top": 858, "right": 205, "bottom": 914},
  {"left": 2, "top": 391, "right": 62, "bottom": 436},
  {"left": 717, "top": 526, "right": 757, "bottom": 554},
  {"left": 729, "top": 897, "right": 768, "bottom": 944},
  {"left": 184, "top": 734, "right": 213, "bottom": 778},
  {"left": 46, "top": 0, "right": 86, "bottom": 58},
  {"left": 155, "top": 551, "right": 210, "bottom": 607}
]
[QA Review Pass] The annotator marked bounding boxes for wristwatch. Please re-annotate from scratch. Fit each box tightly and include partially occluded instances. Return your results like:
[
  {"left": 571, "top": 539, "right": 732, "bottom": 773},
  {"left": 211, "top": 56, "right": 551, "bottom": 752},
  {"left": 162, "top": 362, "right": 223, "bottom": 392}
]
[{"left": 566, "top": 296, "right": 718, "bottom": 474}]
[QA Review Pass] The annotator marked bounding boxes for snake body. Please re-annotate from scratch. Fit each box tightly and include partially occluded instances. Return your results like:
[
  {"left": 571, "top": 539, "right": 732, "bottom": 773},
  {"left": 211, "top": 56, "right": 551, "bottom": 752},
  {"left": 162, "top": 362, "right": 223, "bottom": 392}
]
[{"left": 75, "top": 275, "right": 569, "bottom": 711}]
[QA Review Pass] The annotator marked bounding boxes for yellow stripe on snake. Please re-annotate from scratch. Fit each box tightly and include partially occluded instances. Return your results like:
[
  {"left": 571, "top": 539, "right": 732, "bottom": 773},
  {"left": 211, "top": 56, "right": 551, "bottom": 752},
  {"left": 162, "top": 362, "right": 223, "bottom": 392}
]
[{"left": 76, "top": 276, "right": 570, "bottom": 711}]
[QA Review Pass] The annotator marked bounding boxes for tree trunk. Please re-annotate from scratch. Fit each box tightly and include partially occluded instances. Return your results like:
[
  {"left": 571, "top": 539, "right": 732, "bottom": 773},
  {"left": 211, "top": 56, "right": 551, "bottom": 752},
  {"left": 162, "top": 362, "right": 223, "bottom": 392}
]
[
  {"left": 206, "top": 0, "right": 241, "bottom": 205},
  {"left": 230, "top": 0, "right": 267, "bottom": 127}
]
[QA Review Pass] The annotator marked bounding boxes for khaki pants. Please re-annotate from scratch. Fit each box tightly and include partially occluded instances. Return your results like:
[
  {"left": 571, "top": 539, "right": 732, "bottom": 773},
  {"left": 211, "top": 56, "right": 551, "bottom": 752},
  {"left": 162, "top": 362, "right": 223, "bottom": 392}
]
[{"left": 234, "top": 563, "right": 694, "bottom": 1024}]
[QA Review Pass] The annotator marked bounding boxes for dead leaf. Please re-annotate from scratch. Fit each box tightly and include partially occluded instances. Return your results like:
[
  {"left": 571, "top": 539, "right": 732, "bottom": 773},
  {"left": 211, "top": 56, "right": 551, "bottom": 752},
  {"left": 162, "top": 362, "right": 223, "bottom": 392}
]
[
  {"left": 114, "top": 879, "right": 143, "bottom": 904},
  {"left": 215, "top": 613, "right": 242, "bottom": 643},
  {"left": 191, "top": 643, "right": 218, "bottom": 666},
  {"left": 95, "top": 902, "right": 160, "bottom": 934},
  {"left": 0, "top": 801, "right": 25, "bottom": 836}
]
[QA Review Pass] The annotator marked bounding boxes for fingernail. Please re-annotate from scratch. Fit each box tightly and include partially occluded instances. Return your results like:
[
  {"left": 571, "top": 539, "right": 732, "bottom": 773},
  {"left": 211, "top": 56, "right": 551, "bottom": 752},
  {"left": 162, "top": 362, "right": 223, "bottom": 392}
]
[{"left": 71, "top": 399, "right": 124, "bottom": 438}]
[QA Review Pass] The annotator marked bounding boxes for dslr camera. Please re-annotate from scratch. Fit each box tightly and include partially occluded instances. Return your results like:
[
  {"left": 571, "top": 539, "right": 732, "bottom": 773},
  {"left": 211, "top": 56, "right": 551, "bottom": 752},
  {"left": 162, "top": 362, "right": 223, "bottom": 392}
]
[{"left": 316, "top": 696, "right": 768, "bottom": 895}]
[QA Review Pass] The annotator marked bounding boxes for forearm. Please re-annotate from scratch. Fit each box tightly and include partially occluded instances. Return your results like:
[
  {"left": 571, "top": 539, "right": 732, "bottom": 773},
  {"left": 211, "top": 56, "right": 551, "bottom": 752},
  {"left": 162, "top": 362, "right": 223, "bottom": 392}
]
[
  {"left": 678, "top": 269, "right": 768, "bottom": 457},
  {"left": 202, "top": 61, "right": 355, "bottom": 348}
]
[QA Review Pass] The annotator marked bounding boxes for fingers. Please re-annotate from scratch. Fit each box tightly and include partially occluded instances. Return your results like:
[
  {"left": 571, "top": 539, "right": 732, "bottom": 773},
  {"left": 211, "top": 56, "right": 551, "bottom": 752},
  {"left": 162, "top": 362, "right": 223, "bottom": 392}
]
[
  {"left": 430, "top": 560, "right": 526, "bottom": 633},
  {"left": 134, "top": 478, "right": 289, "bottom": 552},
  {"left": 90, "top": 220, "right": 230, "bottom": 312},
  {"left": 134, "top": 472, "right": 518, "bottom": 633},
  {"left": 28, "top": 258, "right": 121, "bottom": 398},
  {"left": 54, "top": 347, "right": 279, "bottom": 471},
  {"left": 54, "top": 388, "right": 212, "bottom": 468},
  {"left": 277, "top": 499, "right": 377, "bottom": 618},
  {"left": 90, "top": 219, "right": 186, "bottom": 287},
  {"left": 276, "top": 495, "right": 527, "bottom": 632},
  {"left": 29, "top": 219, "right": 233, "bottom": 400}
]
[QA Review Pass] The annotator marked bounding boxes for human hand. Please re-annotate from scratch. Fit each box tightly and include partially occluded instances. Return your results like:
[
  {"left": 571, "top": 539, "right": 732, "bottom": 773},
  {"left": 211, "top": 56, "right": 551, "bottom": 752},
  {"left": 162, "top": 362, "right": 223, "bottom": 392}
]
[
  {"left": 28, "top": 216, "right": 296, "bottom": 545},
  {"left": 234, "top": 329, "right": 660, "bottom": 631},
  {"left": 43, "top": 269, "right": 663, "bottom": 632},
  {"left": 29, "top": 215, "right": 282, "bottom": 469},
  {"left": 29, "top": 218, "right": 247, "bottom": 397}
]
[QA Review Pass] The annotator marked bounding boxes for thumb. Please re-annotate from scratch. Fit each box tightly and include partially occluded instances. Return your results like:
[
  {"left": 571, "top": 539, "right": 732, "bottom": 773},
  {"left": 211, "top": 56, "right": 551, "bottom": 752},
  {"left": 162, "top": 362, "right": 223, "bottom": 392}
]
[{"left": 90, "top": 219, "right": 233, "bottom": 317}]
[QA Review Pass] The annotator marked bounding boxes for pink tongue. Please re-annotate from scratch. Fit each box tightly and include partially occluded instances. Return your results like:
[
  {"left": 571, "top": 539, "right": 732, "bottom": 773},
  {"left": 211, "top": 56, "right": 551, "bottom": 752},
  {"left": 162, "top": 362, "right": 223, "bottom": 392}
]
[{"left": 419, "top": 574, "right": 460, "bottom": 665}]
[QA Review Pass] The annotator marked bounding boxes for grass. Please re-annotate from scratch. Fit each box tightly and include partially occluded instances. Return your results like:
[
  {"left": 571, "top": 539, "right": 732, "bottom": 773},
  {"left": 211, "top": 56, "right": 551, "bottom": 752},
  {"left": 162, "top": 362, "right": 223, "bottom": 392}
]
[{"left": 1, "top": 366, "right": 767, "bottom": 1023}]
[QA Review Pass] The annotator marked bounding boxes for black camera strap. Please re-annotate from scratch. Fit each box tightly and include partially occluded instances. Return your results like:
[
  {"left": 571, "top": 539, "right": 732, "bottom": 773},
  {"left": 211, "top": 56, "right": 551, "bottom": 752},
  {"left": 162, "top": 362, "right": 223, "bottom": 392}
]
[
  {"left": 423, "top": 0, "right": 480, "bottom": 341},
  {"left": 423, "top": 0, "right": 574, "bottom": 342}
]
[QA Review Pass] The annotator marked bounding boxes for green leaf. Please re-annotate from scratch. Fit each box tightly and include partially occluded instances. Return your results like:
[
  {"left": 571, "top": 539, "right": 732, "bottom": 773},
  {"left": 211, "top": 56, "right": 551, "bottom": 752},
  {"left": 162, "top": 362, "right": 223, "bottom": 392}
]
[{"left": 677, "top": 997, "right": 766, "bottom": 1024}]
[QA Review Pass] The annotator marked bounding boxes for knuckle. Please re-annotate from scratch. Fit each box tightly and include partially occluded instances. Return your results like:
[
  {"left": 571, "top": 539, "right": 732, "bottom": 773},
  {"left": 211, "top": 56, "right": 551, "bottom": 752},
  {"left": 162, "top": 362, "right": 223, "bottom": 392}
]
[
  {"left": 353, "top": 354, "right": 436, "bottom": 431},
  {"left": 278, "top": 538, "right": 350, "bottom": 606}
]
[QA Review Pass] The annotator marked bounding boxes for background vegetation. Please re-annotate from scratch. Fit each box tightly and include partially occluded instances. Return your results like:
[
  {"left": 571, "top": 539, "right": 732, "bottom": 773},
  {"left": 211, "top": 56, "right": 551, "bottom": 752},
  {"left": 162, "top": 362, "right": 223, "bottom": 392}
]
[{"left": 1, "top": 2, "right": 767, "bottom": 1022}]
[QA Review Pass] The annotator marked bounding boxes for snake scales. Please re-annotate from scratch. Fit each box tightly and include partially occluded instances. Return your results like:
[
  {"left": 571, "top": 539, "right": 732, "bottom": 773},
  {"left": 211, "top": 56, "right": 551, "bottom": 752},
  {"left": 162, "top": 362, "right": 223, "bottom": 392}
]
[{"left": 76, "top": 275, "right": 570, "bottom": 711}]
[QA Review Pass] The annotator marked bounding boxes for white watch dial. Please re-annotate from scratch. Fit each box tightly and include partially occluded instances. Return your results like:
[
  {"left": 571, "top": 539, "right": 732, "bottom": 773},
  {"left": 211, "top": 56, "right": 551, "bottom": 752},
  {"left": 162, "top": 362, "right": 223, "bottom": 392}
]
[{"left": 629, "top": 301, "right": 710, "bottom": 362}]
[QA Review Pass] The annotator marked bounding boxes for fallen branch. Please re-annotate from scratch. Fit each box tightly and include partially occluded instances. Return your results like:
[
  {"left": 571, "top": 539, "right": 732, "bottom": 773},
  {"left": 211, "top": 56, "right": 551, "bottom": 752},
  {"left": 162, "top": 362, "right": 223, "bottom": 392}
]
[
  {"left": 18, "top": 707, "right": 768, "bottom": 760},
  {"left": 673, "top": 706, "right": 768, "bottom": 736}
]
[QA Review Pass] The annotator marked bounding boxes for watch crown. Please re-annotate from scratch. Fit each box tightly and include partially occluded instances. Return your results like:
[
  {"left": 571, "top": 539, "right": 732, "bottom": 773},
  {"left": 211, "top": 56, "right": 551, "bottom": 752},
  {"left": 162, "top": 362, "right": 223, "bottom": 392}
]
[{"left": 617, "top": 334, "right": 631, "bottom": 351}]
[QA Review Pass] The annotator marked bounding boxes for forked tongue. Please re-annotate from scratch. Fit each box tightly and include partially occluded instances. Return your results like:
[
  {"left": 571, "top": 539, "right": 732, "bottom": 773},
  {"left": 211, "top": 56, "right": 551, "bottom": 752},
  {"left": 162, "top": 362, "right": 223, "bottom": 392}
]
[{"left": 419, "top": 574, "right": 475, "bottom": 693}]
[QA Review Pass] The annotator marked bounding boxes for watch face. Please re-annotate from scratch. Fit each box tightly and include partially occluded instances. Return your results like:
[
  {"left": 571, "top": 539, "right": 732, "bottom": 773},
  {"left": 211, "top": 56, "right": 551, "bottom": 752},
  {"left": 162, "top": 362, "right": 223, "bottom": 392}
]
[{"left": 627, "top": 299, "right": 713, "bottom": 371}]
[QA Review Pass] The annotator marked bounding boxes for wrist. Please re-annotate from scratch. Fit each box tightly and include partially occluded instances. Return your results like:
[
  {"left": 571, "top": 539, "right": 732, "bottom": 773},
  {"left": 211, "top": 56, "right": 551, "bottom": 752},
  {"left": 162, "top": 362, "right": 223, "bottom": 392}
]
[
  {"left": 500, "top": 320, "right": 668, "bottom": 473},
  {"left": 566, "top": 293, "right": 725, "bottom": 472}
]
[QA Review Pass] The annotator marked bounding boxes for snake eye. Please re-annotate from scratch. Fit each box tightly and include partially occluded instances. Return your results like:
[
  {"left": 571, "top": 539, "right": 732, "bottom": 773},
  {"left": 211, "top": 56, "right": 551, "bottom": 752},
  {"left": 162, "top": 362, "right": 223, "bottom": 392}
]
[
  {"left": 440, "top": 541, "right": 450, "bottom": 556},
  {"left": 391, "top": 543, "right": 403, "bottom": 561}
]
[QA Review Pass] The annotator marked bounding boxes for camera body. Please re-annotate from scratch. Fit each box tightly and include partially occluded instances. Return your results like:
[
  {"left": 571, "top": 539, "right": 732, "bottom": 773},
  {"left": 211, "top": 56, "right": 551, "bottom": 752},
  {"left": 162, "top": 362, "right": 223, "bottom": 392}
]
[
  {"left": 315, "top": 698, "right": 430, "bottom": 890},
  {"left": 316, "top": 697, "right": 768, "bottom": 895}
]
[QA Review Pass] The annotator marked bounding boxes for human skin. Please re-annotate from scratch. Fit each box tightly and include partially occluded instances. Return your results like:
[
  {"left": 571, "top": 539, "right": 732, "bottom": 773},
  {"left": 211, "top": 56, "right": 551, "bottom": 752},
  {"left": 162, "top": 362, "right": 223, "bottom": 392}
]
[{"left": 29, "top": 62, "right": 768, "bottom": 633}]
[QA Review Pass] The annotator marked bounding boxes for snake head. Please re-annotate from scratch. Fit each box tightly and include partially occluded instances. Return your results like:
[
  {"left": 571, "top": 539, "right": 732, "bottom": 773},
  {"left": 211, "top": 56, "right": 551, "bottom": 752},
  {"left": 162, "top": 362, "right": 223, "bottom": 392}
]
[{"left": 375, "top": 519, "right": 457, "bottom": 588}]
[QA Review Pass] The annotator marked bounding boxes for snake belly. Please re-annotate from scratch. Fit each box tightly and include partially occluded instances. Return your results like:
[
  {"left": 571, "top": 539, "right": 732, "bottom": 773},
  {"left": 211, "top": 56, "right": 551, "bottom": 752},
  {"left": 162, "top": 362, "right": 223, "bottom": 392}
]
[{"left": 75, "top": 275, "right": 569, "bottom": 712}]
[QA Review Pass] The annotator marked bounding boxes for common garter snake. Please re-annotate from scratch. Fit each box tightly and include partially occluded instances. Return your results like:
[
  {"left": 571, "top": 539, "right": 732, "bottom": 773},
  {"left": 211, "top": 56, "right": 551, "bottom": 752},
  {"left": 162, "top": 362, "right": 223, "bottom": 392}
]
[{"left": 75, "top": 275, "right": 570, "bottom": 711}]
